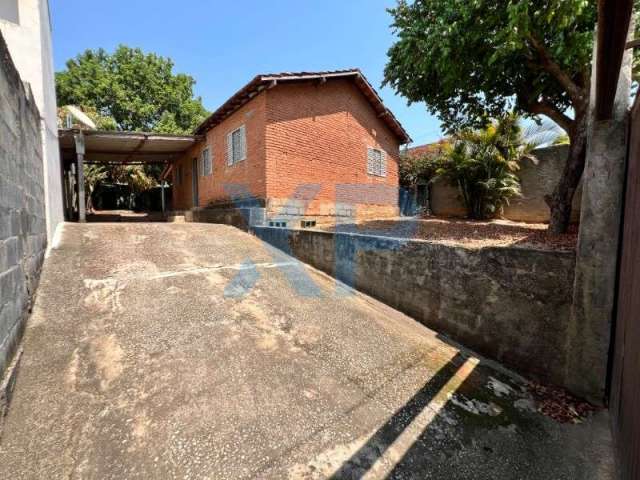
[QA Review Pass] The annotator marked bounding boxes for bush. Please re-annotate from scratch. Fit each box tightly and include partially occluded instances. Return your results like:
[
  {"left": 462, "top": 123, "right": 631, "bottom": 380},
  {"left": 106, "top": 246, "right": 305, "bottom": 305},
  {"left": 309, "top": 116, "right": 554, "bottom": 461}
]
[{"left": 436, "top": 115, "right": 537, "bottom": 220}]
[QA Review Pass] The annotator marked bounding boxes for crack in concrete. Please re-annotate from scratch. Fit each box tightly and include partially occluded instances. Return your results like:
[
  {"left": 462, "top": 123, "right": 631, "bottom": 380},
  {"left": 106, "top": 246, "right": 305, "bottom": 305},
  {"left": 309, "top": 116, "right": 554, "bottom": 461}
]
[{"left": 86, "top": 261, "right": 299, "bottom": 284}]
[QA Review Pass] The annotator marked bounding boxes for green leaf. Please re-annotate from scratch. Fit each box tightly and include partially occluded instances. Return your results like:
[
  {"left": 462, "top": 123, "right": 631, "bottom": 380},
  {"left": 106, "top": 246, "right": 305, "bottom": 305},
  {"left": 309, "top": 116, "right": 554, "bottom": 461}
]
[{"left": 56, "top": 45, "right": 209, "bottom": 134}]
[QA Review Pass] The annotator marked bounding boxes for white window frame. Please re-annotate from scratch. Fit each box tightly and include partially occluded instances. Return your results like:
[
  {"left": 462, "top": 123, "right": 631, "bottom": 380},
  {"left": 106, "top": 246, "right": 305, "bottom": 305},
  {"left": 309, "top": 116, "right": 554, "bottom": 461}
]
[
  {"left": 227, "top": 125, "right": 247, "bottom": 166},
  {"left": 200, "top": 147, "right": 212, "bottom": 176},
  {"left": 367, "top": 147, "right": 387, "bottom": 177}
]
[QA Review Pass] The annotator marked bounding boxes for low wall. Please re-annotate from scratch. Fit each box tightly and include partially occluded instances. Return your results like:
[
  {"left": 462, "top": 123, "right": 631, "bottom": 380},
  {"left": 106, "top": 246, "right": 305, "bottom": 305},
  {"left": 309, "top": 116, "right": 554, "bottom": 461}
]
[
  {"left": 0, "top": 33, "right": 47, "bottom": 376},
  {"left": 430, "top": 145, "right": 582, "bottom": 223},
  {"left": 254, "top": 227, "right": 580, "bottom": 391},
  {"left": 266, "top": 197, "right": 398, "bottom": 223},
  {"left": 185, "top": 207, "right": 266, "bottom": 231}
]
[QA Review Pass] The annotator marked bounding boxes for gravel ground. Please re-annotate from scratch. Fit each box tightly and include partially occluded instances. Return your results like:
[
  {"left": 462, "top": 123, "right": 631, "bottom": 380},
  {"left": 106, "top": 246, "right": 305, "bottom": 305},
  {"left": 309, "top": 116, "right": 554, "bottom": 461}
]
[{"left": 323, "top": 217, "right": 578, "bottom": 251}]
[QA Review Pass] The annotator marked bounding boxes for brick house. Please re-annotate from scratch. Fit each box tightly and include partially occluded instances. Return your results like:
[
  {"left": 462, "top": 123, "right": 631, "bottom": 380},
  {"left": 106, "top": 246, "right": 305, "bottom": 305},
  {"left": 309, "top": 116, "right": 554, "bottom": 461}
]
[{"left": 168, "top": 70, "right": 411, "bottom": 223}]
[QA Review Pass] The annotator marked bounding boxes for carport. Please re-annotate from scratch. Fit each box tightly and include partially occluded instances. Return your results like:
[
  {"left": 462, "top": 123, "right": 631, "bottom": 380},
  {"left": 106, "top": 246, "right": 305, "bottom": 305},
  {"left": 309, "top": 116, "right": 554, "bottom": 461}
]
[{"left": 58, "top": 129, "right": 197, "bottom": 221}]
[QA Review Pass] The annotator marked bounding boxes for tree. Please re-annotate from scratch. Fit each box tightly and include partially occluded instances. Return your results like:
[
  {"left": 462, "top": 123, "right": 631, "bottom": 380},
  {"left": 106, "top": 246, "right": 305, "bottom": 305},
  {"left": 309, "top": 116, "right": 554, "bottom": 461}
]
[
  {"left": 399, "top": 143, "right": 445, "bottom": 188},
  {"left": 56, "top": 45, "right": 208, "bottom": 134},
  {"left": 83, "top": 164, "right": 108, "bottom": 213},
  {"left": 110, "top": 165, "right": 157, "bottom": 193},
  {"left": 436, "top": 115, "right": 538, "bottom": 220},
  {"left": 384, "top": 0, "right": 597, "bottom": 233}
]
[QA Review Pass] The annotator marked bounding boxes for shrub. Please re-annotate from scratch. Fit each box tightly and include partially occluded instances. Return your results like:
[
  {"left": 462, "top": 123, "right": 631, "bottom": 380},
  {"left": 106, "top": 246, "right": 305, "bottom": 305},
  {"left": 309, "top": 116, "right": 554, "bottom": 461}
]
[{"left": 436, "top": 115, "right": 538, "bottom": 220}]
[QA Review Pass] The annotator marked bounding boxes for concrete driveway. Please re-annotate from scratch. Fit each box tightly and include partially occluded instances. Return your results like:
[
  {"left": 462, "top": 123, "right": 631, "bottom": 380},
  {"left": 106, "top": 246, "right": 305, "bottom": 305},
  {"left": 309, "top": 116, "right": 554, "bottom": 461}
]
[{"left": 0, "top": 223, "right": 614, "bottom": 479}]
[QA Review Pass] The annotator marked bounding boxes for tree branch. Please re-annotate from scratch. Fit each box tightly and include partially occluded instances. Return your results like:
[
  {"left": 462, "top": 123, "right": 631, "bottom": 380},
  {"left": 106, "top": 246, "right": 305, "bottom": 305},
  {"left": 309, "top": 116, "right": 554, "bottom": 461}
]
[
  {"left": 527, "top": 99, "right": 574, "bottom": 135},
  {"left": 527, "top": 34, "right": 587, "bottom": 107}
]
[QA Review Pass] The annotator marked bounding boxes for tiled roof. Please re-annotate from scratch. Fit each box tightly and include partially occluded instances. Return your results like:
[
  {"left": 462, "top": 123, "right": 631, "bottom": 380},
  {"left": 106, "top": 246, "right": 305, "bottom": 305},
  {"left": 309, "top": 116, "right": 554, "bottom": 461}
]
[
  {"left": 194, "top": 69, "right": 411, "bottom": 143},
  {"left": 406, "top": 140, "right": 448, "bottom": 158}
]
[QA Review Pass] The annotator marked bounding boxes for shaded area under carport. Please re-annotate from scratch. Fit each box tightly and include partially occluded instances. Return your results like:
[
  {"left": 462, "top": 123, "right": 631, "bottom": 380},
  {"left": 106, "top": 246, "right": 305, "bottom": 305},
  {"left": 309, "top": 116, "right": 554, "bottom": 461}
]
[{"left": 58, "top": 129, "right": 197, "bottom": 222}]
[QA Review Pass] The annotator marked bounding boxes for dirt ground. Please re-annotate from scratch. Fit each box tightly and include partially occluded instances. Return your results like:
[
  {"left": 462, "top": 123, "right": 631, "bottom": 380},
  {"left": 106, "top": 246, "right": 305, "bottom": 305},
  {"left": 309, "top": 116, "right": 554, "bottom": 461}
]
[{"left": 323, "top": 217, "right": 578, "bottom": 251}]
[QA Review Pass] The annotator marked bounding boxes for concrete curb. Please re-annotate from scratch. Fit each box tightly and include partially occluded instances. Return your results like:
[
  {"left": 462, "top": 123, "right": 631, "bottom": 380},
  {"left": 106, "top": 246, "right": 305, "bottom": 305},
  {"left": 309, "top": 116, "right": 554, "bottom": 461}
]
[{"left": 0, "top": 347, "right": 23, "bottom": 438}]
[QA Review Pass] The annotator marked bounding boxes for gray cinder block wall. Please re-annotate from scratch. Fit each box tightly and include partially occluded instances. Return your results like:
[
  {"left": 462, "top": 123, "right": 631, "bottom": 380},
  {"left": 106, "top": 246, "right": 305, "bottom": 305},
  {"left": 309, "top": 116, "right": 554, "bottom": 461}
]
[
  {"left": 0, "top": 33, "right": 47, "bottom": 376},
  {"left": 254, "top": 227, "right": 582, "bottom": 394}
]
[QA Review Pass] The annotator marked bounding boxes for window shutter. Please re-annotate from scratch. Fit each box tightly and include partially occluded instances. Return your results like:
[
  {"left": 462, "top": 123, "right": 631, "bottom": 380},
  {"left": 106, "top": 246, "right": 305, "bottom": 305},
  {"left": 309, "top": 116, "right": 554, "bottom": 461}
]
[
  {"left": 202, "top": 148, "right": 211, "bottom": 176},
  {"left": 367, "top": 148, "right": 375, "bottom": 175},
  {"left": 240, "top": 125, "right": 247, "bottom": 160},
  {"left": 227, "top": 132, "right": 233, "bottom": 165},
  {"left": 366, "top": 148, "right": 386, "bottom": 177},
  {"left": 380, "top": 151, "right": 387, "bottom": 177}
]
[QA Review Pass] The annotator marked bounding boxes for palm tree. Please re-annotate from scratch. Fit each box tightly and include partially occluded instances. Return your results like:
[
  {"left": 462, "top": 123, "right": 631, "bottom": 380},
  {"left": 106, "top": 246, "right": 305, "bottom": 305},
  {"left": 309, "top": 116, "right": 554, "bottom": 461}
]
[{"left": 436, "top": 114, "right": 542, "bottom": 220}]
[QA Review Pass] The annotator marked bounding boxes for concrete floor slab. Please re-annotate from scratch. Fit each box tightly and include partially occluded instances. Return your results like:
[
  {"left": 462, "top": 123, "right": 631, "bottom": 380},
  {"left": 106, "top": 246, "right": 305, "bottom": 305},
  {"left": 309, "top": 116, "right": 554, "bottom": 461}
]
[{"left": 0, "top": 223, "right": 615, "bottom": 479}]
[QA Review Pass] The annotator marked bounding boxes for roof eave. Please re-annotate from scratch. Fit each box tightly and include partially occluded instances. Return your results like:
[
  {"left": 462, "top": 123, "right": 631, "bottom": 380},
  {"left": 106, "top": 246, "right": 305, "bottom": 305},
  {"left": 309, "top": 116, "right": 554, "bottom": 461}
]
[{"left": 194, "top": 70, "right": 412, "bottom": 144}]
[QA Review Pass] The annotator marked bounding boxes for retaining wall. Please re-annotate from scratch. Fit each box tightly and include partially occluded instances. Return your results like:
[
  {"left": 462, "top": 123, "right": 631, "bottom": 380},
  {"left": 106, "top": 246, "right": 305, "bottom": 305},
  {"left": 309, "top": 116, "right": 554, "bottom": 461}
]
[
  {"left": 0, "top": 32, "right": 47, "bottom": 376},
  {"left": 254, "top": 226, "right": 580, "bottom": 391},
  {"left": 184, "top": 207, "right": 266, "bottom": 232}
]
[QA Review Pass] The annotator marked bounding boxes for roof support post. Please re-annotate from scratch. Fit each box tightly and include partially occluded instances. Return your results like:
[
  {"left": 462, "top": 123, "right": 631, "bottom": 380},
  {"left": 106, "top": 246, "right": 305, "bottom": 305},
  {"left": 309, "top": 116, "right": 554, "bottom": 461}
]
[{"left": 74, "top": 132, "right": 86, "bottom": 222}]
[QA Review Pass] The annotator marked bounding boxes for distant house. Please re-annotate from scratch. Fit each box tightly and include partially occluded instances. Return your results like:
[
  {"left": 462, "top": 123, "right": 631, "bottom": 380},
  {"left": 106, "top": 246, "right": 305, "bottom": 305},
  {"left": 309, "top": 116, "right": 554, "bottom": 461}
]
[
  {"left": 401, "top": 141, "right": 448, "bottom": 214},
  {"left": 168, "top": 70, "right": 411, "bottom": 223},
  {"left": 405, "top": 141, "right": 447, "bottom": 162}
]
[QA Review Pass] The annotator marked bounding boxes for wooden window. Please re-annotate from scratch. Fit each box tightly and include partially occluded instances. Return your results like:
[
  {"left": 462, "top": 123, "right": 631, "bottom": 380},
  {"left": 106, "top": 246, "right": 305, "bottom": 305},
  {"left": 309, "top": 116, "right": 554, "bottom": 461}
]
[
  {"left": 367, "top": 148, "right": 387, "bottom": 177},
  {"left": 227, "top": 125, "right": 247, "bottom": 165}
]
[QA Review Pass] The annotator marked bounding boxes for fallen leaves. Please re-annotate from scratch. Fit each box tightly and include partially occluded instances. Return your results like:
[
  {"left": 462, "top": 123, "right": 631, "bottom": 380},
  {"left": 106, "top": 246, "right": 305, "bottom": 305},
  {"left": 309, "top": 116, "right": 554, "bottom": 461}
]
[{"left": 527, "top": 381, "right": 599, "bottom": 424}]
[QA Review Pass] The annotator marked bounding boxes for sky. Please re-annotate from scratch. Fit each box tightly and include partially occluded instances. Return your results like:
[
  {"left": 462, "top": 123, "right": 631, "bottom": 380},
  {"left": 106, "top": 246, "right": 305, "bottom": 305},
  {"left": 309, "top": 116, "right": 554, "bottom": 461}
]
[{"left": 49, "top": 0, "right": 443, "bottom": 146}]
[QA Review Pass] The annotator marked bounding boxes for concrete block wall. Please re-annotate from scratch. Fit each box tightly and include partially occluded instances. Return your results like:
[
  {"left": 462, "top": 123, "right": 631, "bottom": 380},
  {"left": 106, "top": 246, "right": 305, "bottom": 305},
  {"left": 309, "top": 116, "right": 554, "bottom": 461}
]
[
  {"left": 0, "top": 0, "right": 65, "bottom": 243},
  {"left": 0, "top": 32, "right": 47, "bottom": 375},
  {"left": 253, "top": 227, "right": 593, "bottom": 396},
  {"left": 185, "top": 207, "right": 253, "bottom": 231}
]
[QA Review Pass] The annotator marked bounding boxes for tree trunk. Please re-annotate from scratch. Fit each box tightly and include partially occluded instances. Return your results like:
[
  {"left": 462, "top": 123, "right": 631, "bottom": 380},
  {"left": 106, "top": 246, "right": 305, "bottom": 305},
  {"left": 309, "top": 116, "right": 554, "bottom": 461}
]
[
  {"left": 86, "top": 185, "right": 94, "bottom": 213},
  {"left": 546, "top": 109, "right": 589, "bottom": 234}
]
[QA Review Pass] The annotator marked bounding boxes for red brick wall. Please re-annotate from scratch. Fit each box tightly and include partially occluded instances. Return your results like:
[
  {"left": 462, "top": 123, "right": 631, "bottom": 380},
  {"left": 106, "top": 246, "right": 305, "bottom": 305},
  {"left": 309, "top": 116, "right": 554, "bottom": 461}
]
[
  {"left": 171, "top": 149, "right": 195, "bottom": 210},
  {"left": 264, "top": 79, "right": 400, "bottom": 219},
  {"left": 172, "top": 92, "right": 267, "bottom": 210},
  {"left": 172, "top": 79, "right": 401, "bottom": 219}
]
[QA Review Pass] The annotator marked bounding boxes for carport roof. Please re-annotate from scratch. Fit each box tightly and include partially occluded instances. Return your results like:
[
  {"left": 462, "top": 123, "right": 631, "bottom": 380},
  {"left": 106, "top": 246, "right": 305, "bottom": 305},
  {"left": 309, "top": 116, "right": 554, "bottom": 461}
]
[{"left": 58, "top": 129, "right": 198, "bottom": 164}]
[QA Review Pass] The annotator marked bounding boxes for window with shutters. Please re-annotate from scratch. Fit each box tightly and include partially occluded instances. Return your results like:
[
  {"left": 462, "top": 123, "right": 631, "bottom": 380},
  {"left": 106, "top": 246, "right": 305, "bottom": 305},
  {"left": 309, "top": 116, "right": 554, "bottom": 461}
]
[
  {"left": 201, "top": 147, "right": 212, "bottom": 176},
  {"left": 227, "top": 125, "right": 247, "bottom": 165},
  {"left": 367, "top": 148, "right": 387, "bottom": 177}
]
